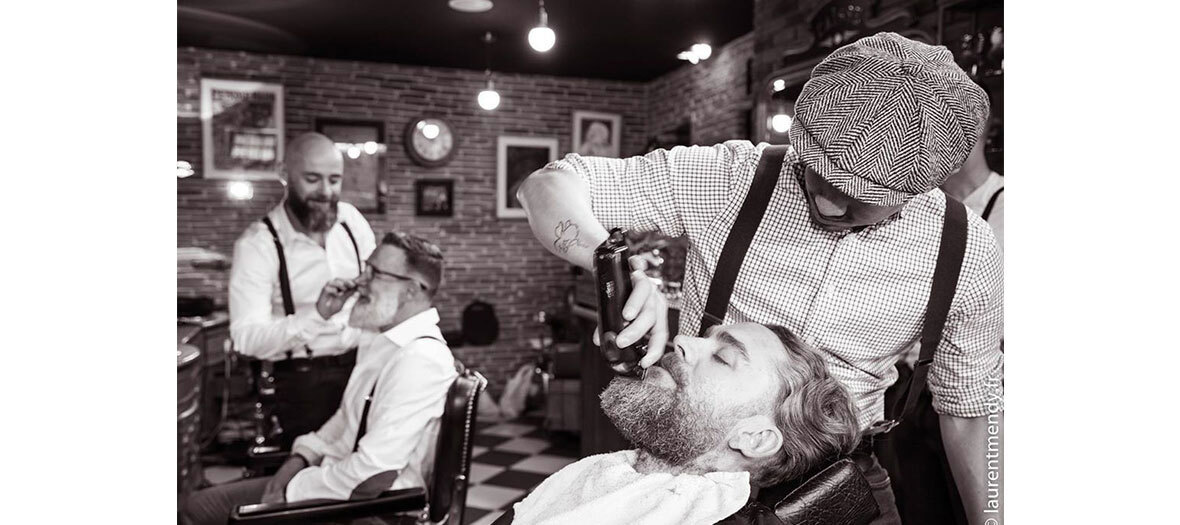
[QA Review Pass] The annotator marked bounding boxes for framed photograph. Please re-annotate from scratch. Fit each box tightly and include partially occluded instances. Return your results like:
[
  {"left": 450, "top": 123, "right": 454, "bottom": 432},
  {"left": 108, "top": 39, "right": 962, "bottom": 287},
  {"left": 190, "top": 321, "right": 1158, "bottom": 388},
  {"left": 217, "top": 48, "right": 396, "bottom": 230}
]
[
  {"left": 200, "top": 78, "right": 284, "bottom": 180},
  {"left": 315, "top": 118, "right": 387, "bottom": 214},
  {"left": 572, "top": 110, "right": 622, "bottom": 157},
  {"left": 497, "top": 136, "right": 558, "bottom": 219},
  {"left": 415, "top": 179, "right": 454, "bottom": 217}
]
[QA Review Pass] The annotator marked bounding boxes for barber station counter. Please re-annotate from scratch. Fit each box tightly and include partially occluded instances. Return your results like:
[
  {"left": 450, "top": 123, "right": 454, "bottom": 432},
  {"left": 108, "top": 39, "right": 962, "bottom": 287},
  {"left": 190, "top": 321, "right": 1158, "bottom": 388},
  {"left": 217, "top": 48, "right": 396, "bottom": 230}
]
[{"left": 570, "top": 300, "right": 680, "bottom": 457}]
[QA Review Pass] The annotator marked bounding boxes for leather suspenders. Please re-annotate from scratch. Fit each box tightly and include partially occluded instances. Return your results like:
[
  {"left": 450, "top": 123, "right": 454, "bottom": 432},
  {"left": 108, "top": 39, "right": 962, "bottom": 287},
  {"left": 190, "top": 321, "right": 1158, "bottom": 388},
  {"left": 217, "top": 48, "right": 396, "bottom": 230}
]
[
  {"left": 982, "top": 187, "right": 1003, "bottom": 221},
  {"left": 261, "top": 215, "right": 362, "bottom": 359},
  {"left": 697, "top": 145, "right": 969, "bottom": 434},
  {"left": 353, "top": 335, "right": 446, "bottom": 452}
]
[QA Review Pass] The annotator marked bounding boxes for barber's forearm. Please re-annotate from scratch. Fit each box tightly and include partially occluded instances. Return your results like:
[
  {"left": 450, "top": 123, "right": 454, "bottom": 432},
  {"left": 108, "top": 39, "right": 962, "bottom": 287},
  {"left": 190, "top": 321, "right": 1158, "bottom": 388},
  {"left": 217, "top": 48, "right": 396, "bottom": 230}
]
[
  {"left": 518, "top": 168, "right": 609, "bottom": 270},
  {"left": 941, "top": 413, "right": 1003, "bottom": 525}
]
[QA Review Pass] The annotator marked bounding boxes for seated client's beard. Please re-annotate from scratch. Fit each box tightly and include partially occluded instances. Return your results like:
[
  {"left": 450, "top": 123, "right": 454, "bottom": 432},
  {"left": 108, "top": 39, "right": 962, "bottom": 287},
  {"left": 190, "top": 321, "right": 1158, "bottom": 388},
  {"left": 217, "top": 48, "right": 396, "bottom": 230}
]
[
  {"left": 289, "top": 192, "right": 339, "bottom": 232},
  {"left": 600, "top": 355, "right": 734, "bottom": 466}
]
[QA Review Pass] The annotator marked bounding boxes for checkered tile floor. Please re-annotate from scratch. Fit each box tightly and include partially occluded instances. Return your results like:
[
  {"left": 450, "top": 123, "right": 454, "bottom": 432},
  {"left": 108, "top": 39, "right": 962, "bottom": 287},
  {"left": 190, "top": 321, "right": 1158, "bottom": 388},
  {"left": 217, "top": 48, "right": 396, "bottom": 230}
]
[{"left": 462, "top": 415, "right": 580, "bottom": 525}]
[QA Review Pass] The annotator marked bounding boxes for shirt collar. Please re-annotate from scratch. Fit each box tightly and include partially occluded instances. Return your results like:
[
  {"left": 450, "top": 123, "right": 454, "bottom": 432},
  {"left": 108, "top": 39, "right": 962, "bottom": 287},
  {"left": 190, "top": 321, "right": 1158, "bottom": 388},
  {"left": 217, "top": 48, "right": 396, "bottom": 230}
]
[
  {"left": 380, "top": 308, "right": 442, "bottom": 347},
  {"left": 785, "top": 167, "right": 908, "bottom": 238}
]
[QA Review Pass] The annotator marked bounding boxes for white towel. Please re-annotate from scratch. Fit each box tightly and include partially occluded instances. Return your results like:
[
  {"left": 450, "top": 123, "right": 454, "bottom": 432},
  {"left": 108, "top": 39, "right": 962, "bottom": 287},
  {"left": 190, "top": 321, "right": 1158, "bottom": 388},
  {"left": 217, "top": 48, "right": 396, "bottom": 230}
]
[{"left": 510, "top": 450, "right": 751, "bottom": 525}]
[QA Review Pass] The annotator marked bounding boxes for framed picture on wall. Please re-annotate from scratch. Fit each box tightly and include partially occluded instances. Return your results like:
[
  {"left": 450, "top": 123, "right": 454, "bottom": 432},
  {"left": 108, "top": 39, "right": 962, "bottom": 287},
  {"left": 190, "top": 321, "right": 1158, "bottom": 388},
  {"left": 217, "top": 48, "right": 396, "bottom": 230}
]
[
  {"left": 497, "top": 136, "right": 558, "bottom": 219},
  {"left": 572, "top": 110, "right": 622, "bottom": 157},
  {"left": 200, "top": 78, "right": 284, "bottom": 180},
  {"left": 415, "top": 179, "right": 454, "bottom": 217},
  {"left": 315, "top": 118, "right": 387, "bottom": 214}
]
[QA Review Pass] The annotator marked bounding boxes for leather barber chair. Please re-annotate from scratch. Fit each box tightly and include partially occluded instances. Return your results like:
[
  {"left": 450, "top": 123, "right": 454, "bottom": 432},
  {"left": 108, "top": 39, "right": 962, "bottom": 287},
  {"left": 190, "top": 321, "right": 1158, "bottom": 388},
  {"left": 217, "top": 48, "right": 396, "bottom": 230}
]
[{"left": 229, "top": 367, "right": 488, "bottom": 525}]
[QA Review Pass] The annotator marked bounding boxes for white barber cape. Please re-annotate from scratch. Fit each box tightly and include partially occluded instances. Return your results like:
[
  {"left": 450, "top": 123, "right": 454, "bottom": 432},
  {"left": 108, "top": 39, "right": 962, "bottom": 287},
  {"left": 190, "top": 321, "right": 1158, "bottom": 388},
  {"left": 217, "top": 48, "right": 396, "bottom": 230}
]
[{"left": 510, "top": 450, "right": 751, "bottom": 525}]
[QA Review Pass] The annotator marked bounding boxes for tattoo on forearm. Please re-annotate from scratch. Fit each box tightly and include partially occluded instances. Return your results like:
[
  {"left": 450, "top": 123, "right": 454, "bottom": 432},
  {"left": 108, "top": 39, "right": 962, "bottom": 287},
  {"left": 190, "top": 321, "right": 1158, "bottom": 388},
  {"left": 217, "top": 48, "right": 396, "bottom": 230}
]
[{"left": 553, "top": 220, "right": 592, "bottom": 254}]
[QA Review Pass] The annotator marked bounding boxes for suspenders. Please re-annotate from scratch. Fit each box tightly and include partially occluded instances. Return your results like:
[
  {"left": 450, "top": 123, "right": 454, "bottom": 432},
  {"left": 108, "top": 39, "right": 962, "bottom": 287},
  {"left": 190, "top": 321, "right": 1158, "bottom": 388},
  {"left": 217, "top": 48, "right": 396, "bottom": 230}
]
[
  {"left": 261, "top": 215, "right": 362, "bottom": 359},
  {"left": 982, "top": 187, "right": 1004, "bottom": 221},
  {"left": 353, "top": 334, "right": 446, "bottom": 452},
  {"left": 697, "top": 145, "right": 969, "bottom": 434}
]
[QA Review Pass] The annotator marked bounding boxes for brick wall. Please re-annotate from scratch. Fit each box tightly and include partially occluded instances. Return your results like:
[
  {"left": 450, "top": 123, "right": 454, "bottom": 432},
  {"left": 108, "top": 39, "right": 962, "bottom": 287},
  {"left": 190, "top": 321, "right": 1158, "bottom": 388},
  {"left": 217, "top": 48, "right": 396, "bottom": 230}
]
[
  {"left": 645, "top": 33, "right": 756, "bottom": 146},
  {"left": 177, "top": 48, "right": 647, "bottom": 390}
]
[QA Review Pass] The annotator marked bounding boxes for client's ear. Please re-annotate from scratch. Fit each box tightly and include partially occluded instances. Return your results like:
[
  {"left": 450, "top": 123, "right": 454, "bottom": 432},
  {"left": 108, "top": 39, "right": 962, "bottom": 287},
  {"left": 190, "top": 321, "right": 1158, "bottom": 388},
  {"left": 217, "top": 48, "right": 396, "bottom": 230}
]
[{"left": 727, "top": 415, "right": 783, "bottom": 459}]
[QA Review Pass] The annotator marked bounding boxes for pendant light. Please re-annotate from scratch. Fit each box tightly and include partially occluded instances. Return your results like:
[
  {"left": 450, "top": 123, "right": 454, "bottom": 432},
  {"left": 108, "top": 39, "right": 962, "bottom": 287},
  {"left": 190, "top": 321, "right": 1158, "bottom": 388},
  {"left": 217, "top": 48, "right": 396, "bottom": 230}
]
[
  {"left": 528, "top": 0, "right": 556, "bottom": 52},
  {"left": 478, "top": 32, "right": 501, "bottom": 110}
]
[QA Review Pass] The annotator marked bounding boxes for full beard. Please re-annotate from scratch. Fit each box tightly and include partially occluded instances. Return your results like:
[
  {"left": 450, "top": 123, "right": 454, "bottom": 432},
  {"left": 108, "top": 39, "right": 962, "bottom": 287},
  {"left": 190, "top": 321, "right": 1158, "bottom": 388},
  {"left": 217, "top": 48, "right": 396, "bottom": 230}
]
[
  {"left": 600, "top": 374, "right": 731, "bottom": 466},
  {"left": 288, "top": 192, "right": 339, "bottom": 233},
  {"left": 347, "top": 290, "right": 398, "bottom": 331}
]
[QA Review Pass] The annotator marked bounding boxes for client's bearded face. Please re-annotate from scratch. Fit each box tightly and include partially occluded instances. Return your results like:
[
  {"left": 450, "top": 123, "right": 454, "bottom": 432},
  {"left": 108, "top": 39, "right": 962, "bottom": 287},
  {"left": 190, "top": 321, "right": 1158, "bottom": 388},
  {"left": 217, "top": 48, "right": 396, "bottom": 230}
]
[{"left": 601, "top": 351, "right": 749, "bottom": 466}]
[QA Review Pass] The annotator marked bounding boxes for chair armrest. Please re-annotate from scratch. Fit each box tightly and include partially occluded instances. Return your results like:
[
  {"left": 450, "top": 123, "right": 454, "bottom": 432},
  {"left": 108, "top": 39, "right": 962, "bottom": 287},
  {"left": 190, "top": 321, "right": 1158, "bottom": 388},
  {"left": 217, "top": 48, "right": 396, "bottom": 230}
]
[
  {"left": 229, "top": 487, "right": 427, "bottom": 524},
  {"left": 246, "top": 446, "right": 290, "bottom": 469}
]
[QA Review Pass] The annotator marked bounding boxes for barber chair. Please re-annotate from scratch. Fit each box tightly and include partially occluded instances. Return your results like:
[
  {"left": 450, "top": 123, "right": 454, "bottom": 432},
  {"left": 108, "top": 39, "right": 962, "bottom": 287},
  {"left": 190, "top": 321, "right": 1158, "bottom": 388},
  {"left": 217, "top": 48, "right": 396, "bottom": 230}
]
[
  {"left": 229, "top": 367, "right": 488, "bottom": 524},
  {"left": 242, "top": 357, "right": 289, "bottom": 477}
]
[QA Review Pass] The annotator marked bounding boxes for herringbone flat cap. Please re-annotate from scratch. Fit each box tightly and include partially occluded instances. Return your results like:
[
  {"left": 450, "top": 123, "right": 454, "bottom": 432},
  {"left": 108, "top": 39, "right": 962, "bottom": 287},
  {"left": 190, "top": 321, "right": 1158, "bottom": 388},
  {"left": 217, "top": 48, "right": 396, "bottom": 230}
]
[{"left": 789, "top": 32, "right": 989, "bottom": 207}]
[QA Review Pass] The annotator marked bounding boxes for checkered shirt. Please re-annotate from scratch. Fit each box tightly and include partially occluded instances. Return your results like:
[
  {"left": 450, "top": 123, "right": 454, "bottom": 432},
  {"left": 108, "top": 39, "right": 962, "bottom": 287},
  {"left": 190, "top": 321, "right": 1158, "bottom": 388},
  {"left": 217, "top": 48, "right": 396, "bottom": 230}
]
[{"left": 547, "top": 140, "right": 1004, "bottom": 429}]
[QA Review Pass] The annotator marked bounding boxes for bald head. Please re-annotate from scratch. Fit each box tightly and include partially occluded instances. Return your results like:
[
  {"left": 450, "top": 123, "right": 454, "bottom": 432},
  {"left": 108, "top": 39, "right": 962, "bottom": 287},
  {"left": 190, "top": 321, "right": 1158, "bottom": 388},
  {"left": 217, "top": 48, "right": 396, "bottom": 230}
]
[
  {"left": 282, "top": 132, "right": 345, "bottom": 232},
  {"left": 283, "top": 132, "right": 343, "bottom": 179}
]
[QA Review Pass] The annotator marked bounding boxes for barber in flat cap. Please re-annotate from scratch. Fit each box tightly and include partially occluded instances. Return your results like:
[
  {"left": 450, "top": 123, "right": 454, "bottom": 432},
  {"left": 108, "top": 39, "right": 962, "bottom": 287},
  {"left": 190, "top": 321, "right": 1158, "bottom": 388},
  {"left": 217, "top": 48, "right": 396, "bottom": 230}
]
[{"left": 518, "top": 32, "right": 1002, "bottom": 525}]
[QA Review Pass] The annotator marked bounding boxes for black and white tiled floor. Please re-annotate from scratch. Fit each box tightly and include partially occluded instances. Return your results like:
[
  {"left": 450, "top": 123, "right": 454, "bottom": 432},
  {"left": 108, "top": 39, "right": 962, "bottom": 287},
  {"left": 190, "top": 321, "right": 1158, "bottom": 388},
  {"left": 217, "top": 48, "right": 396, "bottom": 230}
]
[
  {"left": 463, "top": 415, "right": 580, "bottom": 525},
  {"left": 199, "top": 414, "right": 580, "bottom": 525}
]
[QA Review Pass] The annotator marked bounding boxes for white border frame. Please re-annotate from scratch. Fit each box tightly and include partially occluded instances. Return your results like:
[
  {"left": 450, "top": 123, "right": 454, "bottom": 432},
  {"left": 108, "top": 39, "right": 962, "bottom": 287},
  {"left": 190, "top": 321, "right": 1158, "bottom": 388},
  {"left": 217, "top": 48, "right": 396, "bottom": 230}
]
[
  {"left": 572, "top": 110, "right": 622, "bottom": 158},
  {"left": 497, "top": 136, "right": 558, "bottom": 219},
  {"left": 200, "top": 78, "right": 285, "bottom": 180}
]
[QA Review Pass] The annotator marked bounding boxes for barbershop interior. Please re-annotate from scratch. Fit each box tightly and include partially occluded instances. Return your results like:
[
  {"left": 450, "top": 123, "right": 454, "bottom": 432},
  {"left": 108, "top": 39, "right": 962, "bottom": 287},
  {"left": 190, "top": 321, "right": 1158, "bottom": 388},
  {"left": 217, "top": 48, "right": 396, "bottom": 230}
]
[{"left": 176, "top": 1, "right": 1005, "bottom": 524}]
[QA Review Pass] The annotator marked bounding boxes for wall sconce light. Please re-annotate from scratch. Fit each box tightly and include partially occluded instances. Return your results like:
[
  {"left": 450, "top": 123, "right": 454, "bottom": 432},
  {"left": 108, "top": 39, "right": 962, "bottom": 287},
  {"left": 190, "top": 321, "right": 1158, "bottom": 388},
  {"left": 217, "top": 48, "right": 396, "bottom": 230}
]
[
  {"left": 177, "top": 160, "right": 195, "bottom": 178},
  {"left": 227, "top": 180, "right": 254, "bottom": 200}
]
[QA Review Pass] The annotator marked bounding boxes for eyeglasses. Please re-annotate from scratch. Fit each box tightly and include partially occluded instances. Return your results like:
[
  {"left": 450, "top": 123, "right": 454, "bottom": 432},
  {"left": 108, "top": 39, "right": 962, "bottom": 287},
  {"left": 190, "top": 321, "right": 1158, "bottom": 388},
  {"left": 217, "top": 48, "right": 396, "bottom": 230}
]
[{"left": 362, "top": 262, "right": 429, "bottom": 291}]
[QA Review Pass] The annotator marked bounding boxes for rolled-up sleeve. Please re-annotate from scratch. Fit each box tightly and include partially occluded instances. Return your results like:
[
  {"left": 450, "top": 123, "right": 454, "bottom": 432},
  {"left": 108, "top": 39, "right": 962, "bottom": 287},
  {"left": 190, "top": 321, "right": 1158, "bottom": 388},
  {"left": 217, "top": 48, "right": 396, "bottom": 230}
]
[
  {"left": 285, "top": 344, "right": 457, "bottom": 501},
  {"left": 546, "top": 141, "right": 759, "bottom": 240},
  {"left": 928, "top": 221, "right": 1004, "bottom": 418}
]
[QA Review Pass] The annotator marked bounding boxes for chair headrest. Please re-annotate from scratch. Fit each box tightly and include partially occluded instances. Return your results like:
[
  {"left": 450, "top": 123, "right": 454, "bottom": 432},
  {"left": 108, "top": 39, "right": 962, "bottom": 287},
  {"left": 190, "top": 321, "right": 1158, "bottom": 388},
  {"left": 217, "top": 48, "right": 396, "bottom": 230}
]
[{"left": 770, "top": 458, "right": 879, "bottom": 525}]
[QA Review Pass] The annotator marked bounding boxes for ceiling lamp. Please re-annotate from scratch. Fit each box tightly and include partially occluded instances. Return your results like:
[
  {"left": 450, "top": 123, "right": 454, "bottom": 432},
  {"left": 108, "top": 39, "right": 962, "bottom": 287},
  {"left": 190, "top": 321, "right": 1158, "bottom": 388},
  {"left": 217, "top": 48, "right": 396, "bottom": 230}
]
[
  {"left": 478, "top": 32, "right": 501, "bottom": 110},
  {"left": 691, "top": 43, "right": 712, "bottom": 60},
  {"left": 677, "top": 43, "right": 712, "bottom": 65},
  {"left": 448, "top": 0, "right": 493, "bottom": 13},
  {"left": 528, "top": 0, "right": 556, "bottom": 52}
]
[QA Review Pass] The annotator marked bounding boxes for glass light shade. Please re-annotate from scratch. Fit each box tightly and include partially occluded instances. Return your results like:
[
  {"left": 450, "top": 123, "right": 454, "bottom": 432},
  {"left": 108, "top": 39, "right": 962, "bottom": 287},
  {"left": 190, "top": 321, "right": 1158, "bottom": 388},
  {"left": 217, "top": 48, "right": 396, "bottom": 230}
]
[
  {"left": 347, "top": 145, "right": 361, "bottom": 159},
  {"left": 363, "top": 141, "right": 379, "bottom": 155},
  {"left": 771, "top": 114, "right": 793, "bottom": 134},
  {"left": 227, "top": 181, "right": 254, "bottom": 200},
  {"left": 529, "top": 26, "right": 556, "bottom": 52},
  {"left": 677, "top": 51, "right": 699, "bottom": 64},
  {"left": 772, "top": 79, "right": 786, "bottom": 92},
  {"left": 478, "top": 89, "right": 500, "bottom": 110},
  {"left": 691, "top": 43, "right": 712, "bottom": 60}
]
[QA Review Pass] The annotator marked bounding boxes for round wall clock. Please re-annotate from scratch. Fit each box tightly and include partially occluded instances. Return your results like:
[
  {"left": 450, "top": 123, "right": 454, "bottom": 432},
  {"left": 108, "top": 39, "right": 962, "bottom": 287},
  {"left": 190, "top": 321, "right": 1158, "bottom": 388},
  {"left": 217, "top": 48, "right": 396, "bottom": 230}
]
[{"left": 404, "top": 116, "right": 458, "bottom": 167}]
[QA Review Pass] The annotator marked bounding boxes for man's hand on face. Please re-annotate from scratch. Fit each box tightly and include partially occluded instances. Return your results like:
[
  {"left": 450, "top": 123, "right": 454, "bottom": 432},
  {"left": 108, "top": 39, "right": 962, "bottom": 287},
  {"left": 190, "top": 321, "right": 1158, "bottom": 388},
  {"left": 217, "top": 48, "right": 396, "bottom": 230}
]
[
  {"left": 594, "top": 256, "right": 669, "bottom": 371},
  {"left": 316, "top": 278, "right": 359, "bottom": 320},
  {"left": 260, "top": 455, "right": 308, "bottom": 505}
]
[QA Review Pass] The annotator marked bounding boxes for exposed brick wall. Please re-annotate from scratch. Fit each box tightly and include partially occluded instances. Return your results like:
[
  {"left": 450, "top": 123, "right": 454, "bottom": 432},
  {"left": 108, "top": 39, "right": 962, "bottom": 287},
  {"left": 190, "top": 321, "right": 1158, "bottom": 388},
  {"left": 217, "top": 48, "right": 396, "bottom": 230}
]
[
  {"left": 645, "top": 33, "right": 755, "bottom": 146},
  {"left": 177, "top": 48, "right": 647, "bottom": 391}
]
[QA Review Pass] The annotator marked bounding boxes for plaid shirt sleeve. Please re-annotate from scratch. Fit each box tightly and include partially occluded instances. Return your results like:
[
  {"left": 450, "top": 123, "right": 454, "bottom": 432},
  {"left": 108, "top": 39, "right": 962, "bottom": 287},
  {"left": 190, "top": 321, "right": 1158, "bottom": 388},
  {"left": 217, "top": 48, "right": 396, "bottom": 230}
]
[
  {"left": 928, "top": 215, "right": 1004, "bottom": 418},
  {"left": 545, "top": 141, "right": 761, "bottom": 238}
]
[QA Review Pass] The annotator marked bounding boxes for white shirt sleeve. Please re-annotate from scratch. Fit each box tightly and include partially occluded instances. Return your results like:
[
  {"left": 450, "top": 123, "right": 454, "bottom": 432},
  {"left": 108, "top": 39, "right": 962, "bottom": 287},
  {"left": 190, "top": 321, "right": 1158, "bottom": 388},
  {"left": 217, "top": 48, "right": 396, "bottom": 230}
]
[
  {"left": 228, "top": 232, "right": 344, "bottom": 360},
  {"left": 285, "top": 342, "right": 456, "bottom": 501},
  {"left": 290, "top": 406, "right": 348, "bottom": 467}
]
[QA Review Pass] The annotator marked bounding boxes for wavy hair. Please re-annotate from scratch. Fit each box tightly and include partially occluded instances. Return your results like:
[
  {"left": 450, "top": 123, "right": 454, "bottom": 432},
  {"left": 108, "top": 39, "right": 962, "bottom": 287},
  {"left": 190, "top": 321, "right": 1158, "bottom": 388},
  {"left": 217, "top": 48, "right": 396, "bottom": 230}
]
[{"left": 752, "top": 325, "right": 861, "bottom": 487}]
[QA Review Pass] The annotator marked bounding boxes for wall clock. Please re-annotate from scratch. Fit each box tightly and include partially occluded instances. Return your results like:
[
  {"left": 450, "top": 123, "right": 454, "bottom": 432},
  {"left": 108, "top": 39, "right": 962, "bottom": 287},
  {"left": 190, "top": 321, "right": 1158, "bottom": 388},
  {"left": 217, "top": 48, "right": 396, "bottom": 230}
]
[{"left": 404, "top": 116, "right": 458, "bottom": 167}]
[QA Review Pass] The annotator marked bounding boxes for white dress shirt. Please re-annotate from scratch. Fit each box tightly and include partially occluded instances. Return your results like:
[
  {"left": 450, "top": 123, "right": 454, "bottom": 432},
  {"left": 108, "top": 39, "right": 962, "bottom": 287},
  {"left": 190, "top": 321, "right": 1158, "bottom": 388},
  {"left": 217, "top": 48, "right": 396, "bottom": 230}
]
[
  {"left": 229, "top": 201, "right": 376, "bottom": 360},
  {"left": 511, "top": 450, "right": 750, "bottom": 525},
  {"left": 960, "top": 171, "right": 1004, "bottom": 252},
  {"left": 286, "top": 308, "right": 458, "bottom": 502},
  {"left": 548, "top": 141, "right": 1003, "bottom": 428}
]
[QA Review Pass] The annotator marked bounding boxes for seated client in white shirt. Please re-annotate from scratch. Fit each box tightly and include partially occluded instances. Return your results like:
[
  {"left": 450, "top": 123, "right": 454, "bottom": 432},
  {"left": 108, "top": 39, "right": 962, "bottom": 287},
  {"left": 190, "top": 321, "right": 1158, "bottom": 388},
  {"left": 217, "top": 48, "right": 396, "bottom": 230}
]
[
  {"left": 182, "top": 231, "right": 456, "bottom": 525},
  {"left": 501, "top": 323, "right": 861, "bottom": 525}
]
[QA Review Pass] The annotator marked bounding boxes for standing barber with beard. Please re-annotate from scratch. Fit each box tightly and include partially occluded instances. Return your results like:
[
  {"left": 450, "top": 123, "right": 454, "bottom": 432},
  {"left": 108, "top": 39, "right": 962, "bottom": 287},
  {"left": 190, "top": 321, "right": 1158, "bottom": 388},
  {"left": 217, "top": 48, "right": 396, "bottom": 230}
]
[{"left": 229, "top": 132, "right": 377, "bottom": 447}]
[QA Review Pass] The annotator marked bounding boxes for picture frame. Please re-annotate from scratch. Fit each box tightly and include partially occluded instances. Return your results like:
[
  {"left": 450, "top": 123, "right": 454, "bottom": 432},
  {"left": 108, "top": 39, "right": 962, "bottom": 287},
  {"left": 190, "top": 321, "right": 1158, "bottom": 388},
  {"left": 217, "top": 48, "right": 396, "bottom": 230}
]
[
  {"left": 415, "top": 179, "right": 454, "bottom": 217},
  {"left": 200, "top": 78, "right": 285, "bottom": 180},
  {"left": 315, "top": 118, "right": 387, "bottom": 214},
  {"left": 497, "top": 136, "right": 558, "bottom": 219},
  {"left": 572, "top": 110, "right": 622, "bottom": 158}
]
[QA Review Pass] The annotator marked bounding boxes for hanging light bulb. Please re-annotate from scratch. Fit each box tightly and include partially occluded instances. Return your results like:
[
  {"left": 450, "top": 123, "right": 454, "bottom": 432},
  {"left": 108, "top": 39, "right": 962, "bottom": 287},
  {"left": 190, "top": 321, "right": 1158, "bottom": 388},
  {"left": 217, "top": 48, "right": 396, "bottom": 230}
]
[
  {"left": 528, "top": 0, "right": 556, "bottom": 52},
  {"left": 691, "top": 43, "right": 712, "bottom": 60},
  {"left": 771, "top": 114, "right": 793, "bottom": 134},
  {"left": 479, "top": 72, "right": 500, "bottom": 110}
]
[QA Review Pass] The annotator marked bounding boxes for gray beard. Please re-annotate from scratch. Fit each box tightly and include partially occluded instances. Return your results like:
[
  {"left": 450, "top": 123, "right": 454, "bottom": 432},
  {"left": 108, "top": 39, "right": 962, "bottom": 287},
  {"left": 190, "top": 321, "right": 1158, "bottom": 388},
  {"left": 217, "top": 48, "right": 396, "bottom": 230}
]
[{"left": 600, "top": 376, "right": 730, "bottom": 466}]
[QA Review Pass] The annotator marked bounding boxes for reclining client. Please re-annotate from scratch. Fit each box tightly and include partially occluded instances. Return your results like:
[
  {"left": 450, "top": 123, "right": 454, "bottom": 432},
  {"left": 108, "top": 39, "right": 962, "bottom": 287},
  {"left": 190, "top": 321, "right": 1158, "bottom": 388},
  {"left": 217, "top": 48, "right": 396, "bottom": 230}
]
[{"left": 496, "top": 322, "right": 861, "bottom": 525}]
